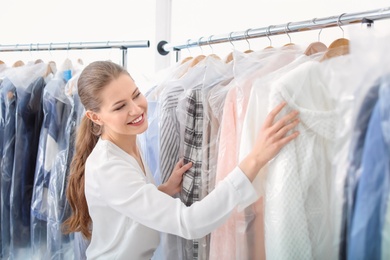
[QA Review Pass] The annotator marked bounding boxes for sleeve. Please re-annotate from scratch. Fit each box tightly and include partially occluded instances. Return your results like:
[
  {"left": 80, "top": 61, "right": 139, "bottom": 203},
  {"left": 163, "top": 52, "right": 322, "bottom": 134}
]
[{"left": 95, "top": 159, "right": 258, "bottom": 240}]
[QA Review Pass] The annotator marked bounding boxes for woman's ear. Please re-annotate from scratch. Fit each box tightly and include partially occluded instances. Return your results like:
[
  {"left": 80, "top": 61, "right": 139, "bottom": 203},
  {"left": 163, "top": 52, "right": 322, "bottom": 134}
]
[{"left": 85, "top": 110, "right": 103, "bottom": 126}]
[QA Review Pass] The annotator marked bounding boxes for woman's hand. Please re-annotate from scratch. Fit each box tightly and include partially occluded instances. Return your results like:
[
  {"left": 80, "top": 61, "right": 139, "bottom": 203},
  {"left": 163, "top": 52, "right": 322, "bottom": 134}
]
[
  {"left": 239, "top": 102, "right": 299, "bottom": 182},
  {"left": 158, "top": 159, "right": 193, "bottom": 196}
]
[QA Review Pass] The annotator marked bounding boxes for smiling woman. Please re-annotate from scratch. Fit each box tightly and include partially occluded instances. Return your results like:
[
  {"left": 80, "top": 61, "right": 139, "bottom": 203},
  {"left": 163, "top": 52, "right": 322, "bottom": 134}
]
[{"left": 62, "top": 60, "right": 299, "bottom": 259}]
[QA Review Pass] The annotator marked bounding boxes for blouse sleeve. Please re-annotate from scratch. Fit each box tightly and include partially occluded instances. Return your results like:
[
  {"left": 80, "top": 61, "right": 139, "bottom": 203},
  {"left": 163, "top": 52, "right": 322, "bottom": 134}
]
[{"left": 95, "top": 158, "right": 258, "bottom": 240}]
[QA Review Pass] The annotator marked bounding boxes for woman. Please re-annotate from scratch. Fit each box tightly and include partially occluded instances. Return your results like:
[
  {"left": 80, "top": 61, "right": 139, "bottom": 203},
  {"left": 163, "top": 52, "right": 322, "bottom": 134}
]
[{"left": 63, "top": 61, "right": 299, "bottom": 259}]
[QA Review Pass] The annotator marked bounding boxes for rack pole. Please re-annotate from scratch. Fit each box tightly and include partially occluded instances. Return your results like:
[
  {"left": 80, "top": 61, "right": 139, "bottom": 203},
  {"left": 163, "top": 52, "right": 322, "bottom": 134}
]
[
  {"left": 0, "top": 40, "right": 150, "bottom": 69},
  {"left": 158, "top": 6, "right": 390, "bottom": 54}
]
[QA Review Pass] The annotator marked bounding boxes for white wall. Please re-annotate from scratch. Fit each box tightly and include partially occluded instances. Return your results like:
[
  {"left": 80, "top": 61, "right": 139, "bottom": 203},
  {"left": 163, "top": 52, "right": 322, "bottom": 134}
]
[{"left": 0, "top": 0, "right": 389, "bottom": 92}]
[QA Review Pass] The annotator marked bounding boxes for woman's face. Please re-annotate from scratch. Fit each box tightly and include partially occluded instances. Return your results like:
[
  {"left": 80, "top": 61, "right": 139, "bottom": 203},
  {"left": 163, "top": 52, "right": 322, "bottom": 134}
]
[{"left": 89, "top": 74, "right": 148, "bottom": 141}]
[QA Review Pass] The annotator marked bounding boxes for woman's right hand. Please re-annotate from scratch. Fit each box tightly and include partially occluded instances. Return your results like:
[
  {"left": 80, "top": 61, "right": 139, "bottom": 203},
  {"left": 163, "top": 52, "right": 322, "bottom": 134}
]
[{"left": 238, "top": 102, "right": 300, "bottom": 182}]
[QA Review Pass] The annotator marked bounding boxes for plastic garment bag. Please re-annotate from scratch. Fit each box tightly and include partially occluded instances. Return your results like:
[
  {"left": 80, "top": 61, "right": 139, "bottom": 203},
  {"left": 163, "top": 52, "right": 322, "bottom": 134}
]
[
  {"left": 348, "top": 75, "right": 390, "bottom": 260},
  {"left": 159, "top": 58, "right": 208, "bottom": 260},
  {"left": 327, "top": 30, "right": 390, "bottom": 260},
  {"left": 46, "top": 73, "right": 82, "bottom": 259},
  {"left": 0, "top": 77, "right": 17, "bottom": 259},
  {"left": 177, "top": 55, "right": 233, "bottom": 260},
  {"left": 30, "top": 76, "right": 69, "bottom": 258},
  {"left": 209, "top": 46, "right": 303, "bottom": 260},
  {"left": 238, "top": 51, "right": 322, "bottom": 260},
  {"left": 342, "top": 31, "right": 390, "bottom": 260},
  {"left": 265, "top": 53, "right": 354, "bottom": 260},
  {"left": 0, "top": 63, "right": 46, "bottom": 259}
]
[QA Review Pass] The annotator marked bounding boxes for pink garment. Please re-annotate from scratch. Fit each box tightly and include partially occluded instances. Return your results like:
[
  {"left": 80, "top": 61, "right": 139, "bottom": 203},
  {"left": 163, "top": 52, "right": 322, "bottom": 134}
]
[{"left": 210, "top": 46, "right": 302, "bottom": 260}]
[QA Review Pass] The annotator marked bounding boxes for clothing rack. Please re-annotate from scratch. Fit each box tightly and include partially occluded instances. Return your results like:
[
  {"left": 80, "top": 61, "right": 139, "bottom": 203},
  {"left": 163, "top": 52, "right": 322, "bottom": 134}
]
[
  {"left": 0, "top": 40, "right": 150, "bottom": 69},
  {"left": 157, "top": 6, "right": 390, "bottom": 60}
]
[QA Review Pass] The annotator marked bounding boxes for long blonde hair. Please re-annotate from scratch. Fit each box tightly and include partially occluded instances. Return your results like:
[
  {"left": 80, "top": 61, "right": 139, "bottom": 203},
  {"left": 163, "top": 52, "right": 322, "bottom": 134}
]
[{"left": 63, "top": 61, "right": 129, "bottom": 239}]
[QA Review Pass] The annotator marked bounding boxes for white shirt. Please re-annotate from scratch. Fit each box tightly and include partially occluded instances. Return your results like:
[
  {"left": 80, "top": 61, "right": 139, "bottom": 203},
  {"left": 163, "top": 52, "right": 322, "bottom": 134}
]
[{"left": 85, "top": 138, "right": 258, "bottom": 259}]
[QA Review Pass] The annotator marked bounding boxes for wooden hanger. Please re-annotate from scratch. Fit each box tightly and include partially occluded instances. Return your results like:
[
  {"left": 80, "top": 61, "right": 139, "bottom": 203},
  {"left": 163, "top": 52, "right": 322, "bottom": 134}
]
[
  {"left": 320, "top": 13, "right": 349, "bottom": 61},
  {"left": 180, "top": 56, "right": 193, "bottom": 64},
  {"left": 305, "top": 41, "right": 328, "bottom": 56},
  {"left": 320, "top": 38, "right": 349, "bottom": 61},
  {"left": 208, "top": 53, "right": 221, "bottom": 60},
  {"left": 189, "top": 54, "right": 206, "bottom": 67},
  {"left": 12, "top": 60, "right": 25, "bottom": 67},
  {"left": 225, "top": 52, "right": 234, "bottom": 63},
  {"left": 304, "top": 27, "right": 327, "bottom": 56},
  {"left": 44, "top": 61, "right": 57, "bottom": 77}
]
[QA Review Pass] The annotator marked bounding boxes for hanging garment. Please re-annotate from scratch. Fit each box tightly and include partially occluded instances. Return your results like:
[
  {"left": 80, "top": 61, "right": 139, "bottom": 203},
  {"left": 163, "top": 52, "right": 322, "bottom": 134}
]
[
  {"left": 348, "top": 74, "right": 390, "bottom": 260},
  {"left": 264, "top": 56, "right": 353, "bottom": 260},
  {"left": 30, "top": 76, "right": 70, "bottom": 258},
  {"left": 239, "top": 53, "right": 315, "bottom": 260},
  {"left": 338, "top": 81, "right": 380, "bottom": 260},
  {"left": 0, "top": 78, "right": 17, "bottom": 259},
  {"left": 159, "top": 63, "right": 208, "bottom": 260},
  {"left": 0, "top": 79, "right": 3, "bottom": 258},
  {"left": 46, "top": 73, "right": 81, "bottom": 259},
  {"left": 11, "top": 75, "right": 45, "bottom": 250},
  {"left": 201, "top": 59, "right": 234, "bottom": 200},
  {"left": 210, "top": 46, "right": 302, "bottom": 260},
  {"left": 140, "top": 60, "right": 193, "bottom": 186}
]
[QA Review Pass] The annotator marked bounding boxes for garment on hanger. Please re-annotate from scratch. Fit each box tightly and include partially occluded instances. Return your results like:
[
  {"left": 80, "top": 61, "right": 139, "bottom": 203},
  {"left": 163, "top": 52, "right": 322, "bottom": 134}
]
[
  {"left": 210, "top": 45, "right": 302, "bottom": 260},
  {"left": 348, "top": 74, "right": 390, "bottom": 260},
  {"left": 158, "top": 61, "right": 208, "bottom": 260},
  {"left": 0, "top": 77, "right": 17, "bottom": 259}
]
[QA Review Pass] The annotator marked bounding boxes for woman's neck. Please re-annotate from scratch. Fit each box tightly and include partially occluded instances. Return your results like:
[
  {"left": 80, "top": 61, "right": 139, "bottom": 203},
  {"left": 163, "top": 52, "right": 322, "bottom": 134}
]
[{"left": 101, "top": 133, "right": 138, "bottom": 157}]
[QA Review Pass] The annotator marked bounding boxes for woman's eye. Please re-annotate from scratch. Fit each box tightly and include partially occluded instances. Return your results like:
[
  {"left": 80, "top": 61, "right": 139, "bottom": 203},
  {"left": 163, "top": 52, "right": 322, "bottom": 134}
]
[
  {"left": 134, "top": 92, "right": 141, "bottom": 99},
  {"left": 115, "top": 104, "right": 125, "bottom": 111}
]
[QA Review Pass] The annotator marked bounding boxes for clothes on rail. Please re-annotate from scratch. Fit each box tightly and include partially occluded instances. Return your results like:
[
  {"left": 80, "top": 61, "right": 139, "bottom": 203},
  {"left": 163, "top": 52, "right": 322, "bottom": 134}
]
[
  {"left": 0, "top": 60, "right": 86, "bottom": 260},
  {"left": 140, "top": 30, "right": 390, "bottom": 260}
]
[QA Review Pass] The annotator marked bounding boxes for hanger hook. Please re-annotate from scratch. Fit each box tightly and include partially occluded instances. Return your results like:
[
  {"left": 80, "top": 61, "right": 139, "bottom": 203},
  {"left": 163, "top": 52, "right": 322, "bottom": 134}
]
[
  {"left": 208, "top": 35, "right": 214, "bottom": 53},
  {"left": 228, "top": 32, "right": 235, "bottom": 49},
  {"left": 198, "top": 36, "right": 204, "bottom": 54},
  {"left": 285, "top": 22, "right": 292, "bottom": 44},
  {"left": 29, "top": 43, "right": 32, "bottom": 56},
  {"left": 312, "top": 18, "right": 323, "bottom": 42},
  {"left": 337, "top": 13, "right": 346, "bottom": 38},
  {"left": 186, "top": 39, "right": 192, "bottom": 56},
  {"left": 245, "top": 28, "right": 252, "bottom": 51},
  {"left": 266, "top": 25, "right": 273, "bottom": 46}
]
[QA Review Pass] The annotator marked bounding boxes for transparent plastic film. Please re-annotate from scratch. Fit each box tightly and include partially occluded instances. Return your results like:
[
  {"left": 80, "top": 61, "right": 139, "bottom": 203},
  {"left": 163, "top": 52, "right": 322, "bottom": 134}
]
[
  {"left": 210, "top": 46, "right": 304, "bottom": 260},
  {"left": 263, "top": 53, "right": 362, "bottom": 260},
  {"left": 0, "top": 77, "right": 17, "bottom": 259},
  {"left": 31, "top": 76, "right": 70, "bottom": 259},
  {"left": 340, "top": 30, "right": 390, "bottom": 260}
]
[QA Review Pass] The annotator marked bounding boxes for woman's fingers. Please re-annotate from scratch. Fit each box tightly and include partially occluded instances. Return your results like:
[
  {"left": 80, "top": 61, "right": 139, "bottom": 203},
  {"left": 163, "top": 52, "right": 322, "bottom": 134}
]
[
  {"left": 263, "top": 102, "right": 287, "bottom": 128},
  {"left": 269, "top": 109, "right": 299, "bottom": 135},
  {"left": 174, "top": 160, "right": 192, "bottom": 176},
  {"left": 275, "top": 131, "right": 300, "bottom": 148},
  {"left": 273, "top": 118, "right": 300, "bottom": 141}
]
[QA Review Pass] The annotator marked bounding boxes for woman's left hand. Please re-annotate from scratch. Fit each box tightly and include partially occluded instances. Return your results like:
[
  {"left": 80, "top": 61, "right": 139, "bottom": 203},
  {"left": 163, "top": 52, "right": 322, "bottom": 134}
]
[{"left": 158, "top": 159, "right": 193, "bottom": 196}]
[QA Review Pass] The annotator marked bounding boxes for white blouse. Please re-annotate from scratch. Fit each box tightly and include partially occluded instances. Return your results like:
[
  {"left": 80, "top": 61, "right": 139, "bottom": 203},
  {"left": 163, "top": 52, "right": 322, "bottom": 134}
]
[{"left": 85, "top": 138, "right": 258, "bottom": 260}]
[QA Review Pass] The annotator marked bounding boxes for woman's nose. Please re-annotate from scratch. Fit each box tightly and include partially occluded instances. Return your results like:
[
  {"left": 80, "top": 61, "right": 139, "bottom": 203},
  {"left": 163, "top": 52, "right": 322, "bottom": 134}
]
[{"left": 128, "top": 103, "right": 142, "bottom": 116}]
